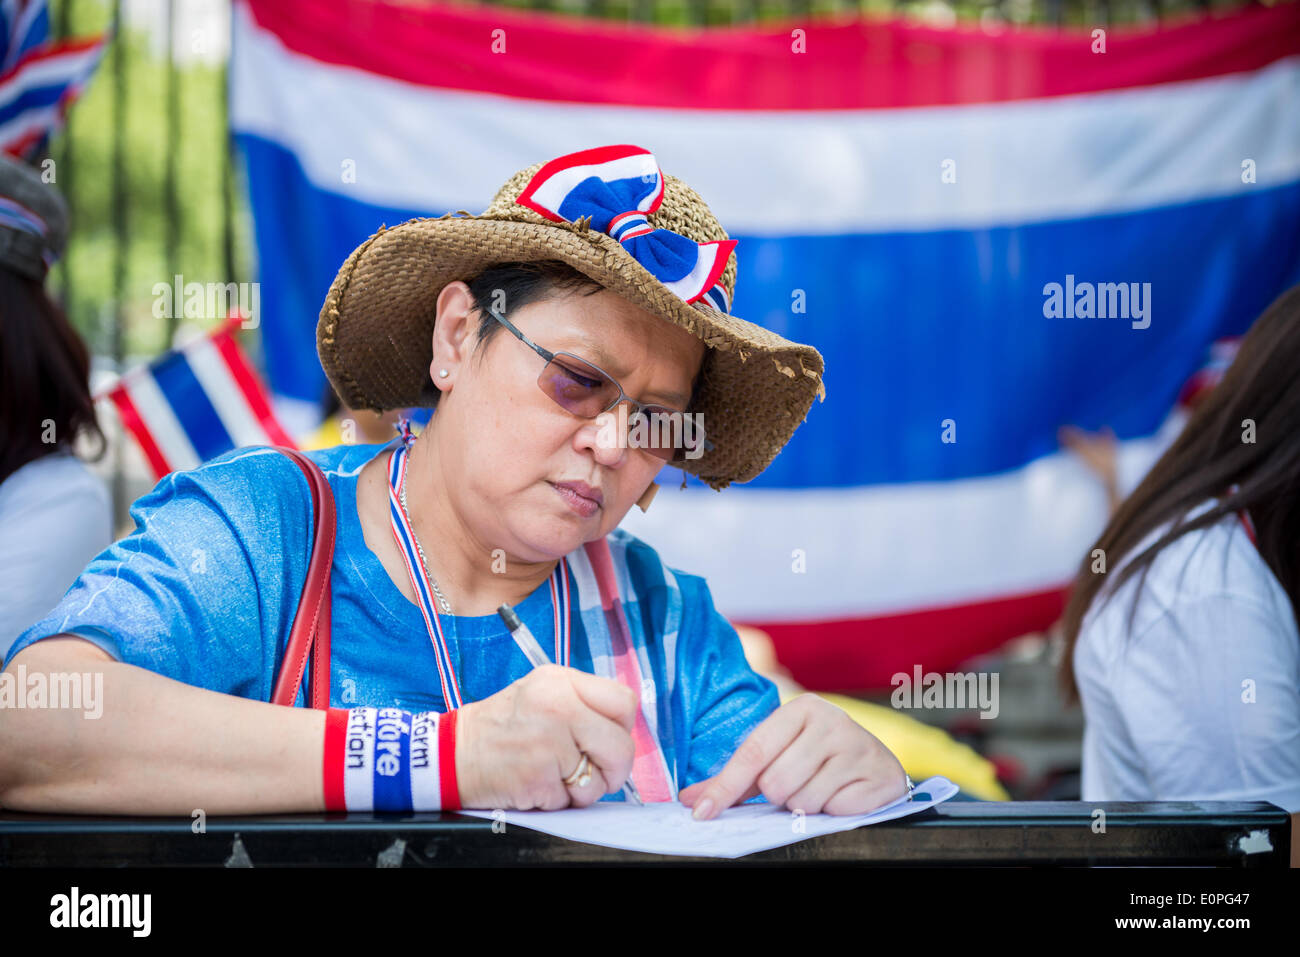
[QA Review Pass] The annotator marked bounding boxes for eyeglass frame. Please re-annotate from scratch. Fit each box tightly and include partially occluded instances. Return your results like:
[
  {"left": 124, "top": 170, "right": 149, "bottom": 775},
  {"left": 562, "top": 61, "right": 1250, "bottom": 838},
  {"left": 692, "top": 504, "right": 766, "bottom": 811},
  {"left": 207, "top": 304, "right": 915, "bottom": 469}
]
[{"left": 482, "top": 304, "right": 715, "bottom": 457}]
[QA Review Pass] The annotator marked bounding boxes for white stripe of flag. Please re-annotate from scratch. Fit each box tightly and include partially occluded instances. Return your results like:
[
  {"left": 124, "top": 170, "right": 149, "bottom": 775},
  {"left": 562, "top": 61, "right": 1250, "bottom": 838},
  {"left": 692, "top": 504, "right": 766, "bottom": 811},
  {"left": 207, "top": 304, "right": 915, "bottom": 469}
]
[
  {"left": 122, "top": 370, "right": 202, "bottom": 473},
  {"left": 184, "top": 335, "right": 276, "bottom": 448}
]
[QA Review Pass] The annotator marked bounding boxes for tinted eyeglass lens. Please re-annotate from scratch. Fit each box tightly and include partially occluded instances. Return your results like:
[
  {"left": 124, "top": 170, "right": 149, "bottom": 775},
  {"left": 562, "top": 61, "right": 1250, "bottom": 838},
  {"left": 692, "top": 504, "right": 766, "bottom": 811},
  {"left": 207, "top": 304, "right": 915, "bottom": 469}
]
[
  {"left": 539, "top": 354, "right": 619, "bottom": 417},
  {"left": 539, "top": 354, "right": 707, "bottom": 463}
]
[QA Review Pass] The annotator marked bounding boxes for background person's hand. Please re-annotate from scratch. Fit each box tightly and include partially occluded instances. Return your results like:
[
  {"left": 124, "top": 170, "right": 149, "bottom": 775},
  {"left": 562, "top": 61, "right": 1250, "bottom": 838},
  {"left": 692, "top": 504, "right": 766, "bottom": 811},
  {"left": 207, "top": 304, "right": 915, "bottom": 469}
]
[
  {"left": 679, "top": 693, "right": 908, "bottom": 819},
  {"left": 454, "top": 665, "right": 638, "bottom": 810},
  {"left": 1059, "top": 424, "right": 1120, "bottom": 511}
]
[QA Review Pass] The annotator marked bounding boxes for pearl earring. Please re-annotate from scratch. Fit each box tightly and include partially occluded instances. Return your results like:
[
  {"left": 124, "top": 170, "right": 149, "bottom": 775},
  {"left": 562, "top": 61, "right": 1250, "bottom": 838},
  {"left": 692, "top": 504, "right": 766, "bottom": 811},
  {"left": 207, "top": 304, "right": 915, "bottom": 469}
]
[{"left": 438, "top": 369, "right": 449, "bottom": 378}]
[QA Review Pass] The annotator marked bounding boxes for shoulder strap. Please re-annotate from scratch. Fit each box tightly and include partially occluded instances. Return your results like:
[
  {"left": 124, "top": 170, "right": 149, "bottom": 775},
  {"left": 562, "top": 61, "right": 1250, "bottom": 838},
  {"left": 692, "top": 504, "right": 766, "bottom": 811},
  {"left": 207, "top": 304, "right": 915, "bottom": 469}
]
[{"left": 270, "top": 447, "right": 336, "bottom": 710}]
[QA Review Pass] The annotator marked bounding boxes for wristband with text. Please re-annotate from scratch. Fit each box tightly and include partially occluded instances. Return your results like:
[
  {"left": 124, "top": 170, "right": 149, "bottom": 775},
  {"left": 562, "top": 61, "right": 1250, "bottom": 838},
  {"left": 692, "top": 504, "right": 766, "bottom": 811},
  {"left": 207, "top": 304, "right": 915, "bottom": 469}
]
[{"left": 322, "top": 706, "right": 460, "bottom": 812}]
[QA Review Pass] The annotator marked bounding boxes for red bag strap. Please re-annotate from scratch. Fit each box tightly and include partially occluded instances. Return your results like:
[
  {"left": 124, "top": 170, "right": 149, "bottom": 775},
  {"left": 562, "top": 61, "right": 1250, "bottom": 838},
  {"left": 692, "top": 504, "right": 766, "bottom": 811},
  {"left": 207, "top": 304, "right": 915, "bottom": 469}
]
[{"left": 269, "top": 447, "right": 336, "bottom": 710}]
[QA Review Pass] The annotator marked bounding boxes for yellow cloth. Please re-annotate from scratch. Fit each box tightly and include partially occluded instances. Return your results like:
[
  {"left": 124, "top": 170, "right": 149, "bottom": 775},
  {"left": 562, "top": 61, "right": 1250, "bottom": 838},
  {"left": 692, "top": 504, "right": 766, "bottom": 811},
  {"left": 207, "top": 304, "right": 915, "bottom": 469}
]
[
  {"left": 299, "top": 417, "right": 344, "bottom": 451},
  {"left": 781, "top": 690, "right": 1010, "bottom": 801}
]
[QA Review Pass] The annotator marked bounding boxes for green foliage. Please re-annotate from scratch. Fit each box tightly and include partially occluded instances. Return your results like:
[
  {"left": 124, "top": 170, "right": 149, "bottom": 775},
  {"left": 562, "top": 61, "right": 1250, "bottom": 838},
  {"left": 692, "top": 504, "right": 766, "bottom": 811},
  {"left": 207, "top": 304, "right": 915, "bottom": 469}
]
[{"left": 47, "top": 0, "right": 241, "bottom": 359}]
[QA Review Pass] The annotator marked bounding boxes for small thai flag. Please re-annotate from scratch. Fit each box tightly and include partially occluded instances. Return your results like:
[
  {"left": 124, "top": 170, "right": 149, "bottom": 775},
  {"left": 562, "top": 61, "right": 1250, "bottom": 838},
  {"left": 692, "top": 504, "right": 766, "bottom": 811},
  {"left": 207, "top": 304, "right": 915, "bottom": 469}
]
[
  {"left": 0, "top": 0, "right": 108, "bottom": 161},
  {"left": 99, "top": 313, "right": 297, "bottom": 480}
]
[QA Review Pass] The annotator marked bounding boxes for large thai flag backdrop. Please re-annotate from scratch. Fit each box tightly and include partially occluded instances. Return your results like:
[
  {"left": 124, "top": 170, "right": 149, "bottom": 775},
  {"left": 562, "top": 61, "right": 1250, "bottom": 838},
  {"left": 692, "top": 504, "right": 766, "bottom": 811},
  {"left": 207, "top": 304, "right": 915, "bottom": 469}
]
[{"left": 230, "top": 0, "right": 1300, "bottom": 693}]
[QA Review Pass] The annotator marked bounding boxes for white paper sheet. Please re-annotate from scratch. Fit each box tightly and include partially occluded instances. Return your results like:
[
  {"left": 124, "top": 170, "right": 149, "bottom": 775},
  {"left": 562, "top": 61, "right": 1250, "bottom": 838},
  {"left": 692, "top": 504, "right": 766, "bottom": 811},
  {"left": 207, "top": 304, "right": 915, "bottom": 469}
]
[{"left": 460, "top": 775, "right": 958, "bottom": 859}]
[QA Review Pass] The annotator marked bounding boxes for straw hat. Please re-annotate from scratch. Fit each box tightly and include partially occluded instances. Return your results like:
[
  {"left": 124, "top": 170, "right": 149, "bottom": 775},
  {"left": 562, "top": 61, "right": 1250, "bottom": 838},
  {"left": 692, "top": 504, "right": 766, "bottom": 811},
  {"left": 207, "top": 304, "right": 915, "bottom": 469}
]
[{"left": 317, "top": 144, "right": 826, "bottom": 490}]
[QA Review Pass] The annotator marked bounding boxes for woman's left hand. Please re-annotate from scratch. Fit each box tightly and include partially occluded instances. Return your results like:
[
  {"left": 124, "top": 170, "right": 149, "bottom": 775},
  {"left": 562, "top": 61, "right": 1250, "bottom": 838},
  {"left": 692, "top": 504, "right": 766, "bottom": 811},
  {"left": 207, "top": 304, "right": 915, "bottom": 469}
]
[{"left": 678, "top": 693, "right": 908, "bottom": 819}]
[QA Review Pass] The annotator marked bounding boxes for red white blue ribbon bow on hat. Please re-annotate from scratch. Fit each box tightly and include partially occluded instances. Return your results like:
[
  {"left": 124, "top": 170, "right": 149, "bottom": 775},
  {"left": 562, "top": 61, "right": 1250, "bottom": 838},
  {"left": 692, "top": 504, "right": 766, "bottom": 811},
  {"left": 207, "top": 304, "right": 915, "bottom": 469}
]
[{"left": 515, "top": 144, "right": 736, "bottom": 315}]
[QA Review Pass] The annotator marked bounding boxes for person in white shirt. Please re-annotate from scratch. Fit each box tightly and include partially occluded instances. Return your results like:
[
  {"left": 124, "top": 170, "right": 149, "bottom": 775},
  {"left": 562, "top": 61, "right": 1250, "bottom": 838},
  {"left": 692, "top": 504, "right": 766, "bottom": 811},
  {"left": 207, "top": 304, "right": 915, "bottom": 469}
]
[
  {"left": 1060, "top": 283, "right": 1300, "bottom": 814},
  {"left": 0, "top": 152, "right": 111, "bottom": 660}
]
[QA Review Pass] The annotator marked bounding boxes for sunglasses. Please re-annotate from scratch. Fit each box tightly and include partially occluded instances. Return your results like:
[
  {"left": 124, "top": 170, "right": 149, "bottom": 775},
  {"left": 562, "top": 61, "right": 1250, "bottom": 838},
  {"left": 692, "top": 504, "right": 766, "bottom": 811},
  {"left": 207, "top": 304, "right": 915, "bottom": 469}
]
[{"left": 484, "top": 305, "right": 713, "bottom": 463}]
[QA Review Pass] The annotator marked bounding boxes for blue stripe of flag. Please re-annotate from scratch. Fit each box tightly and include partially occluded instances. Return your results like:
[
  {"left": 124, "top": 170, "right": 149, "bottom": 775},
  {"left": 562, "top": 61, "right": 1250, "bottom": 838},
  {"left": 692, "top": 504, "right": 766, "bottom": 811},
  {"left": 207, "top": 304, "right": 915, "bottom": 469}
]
[
  {"left": 236, "top": 132, "right": 1300, "bottom": 489},
  {"left": 150, "top": 350, "right": 235, "bottom": 463}
]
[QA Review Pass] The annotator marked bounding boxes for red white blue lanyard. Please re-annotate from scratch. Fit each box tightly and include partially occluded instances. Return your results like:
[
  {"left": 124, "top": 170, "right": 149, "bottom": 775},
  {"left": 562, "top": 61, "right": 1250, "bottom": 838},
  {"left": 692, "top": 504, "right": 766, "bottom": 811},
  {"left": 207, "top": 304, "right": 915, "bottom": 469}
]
[{"left": 386, "top": 433, "right": 572, "bottom": 709}]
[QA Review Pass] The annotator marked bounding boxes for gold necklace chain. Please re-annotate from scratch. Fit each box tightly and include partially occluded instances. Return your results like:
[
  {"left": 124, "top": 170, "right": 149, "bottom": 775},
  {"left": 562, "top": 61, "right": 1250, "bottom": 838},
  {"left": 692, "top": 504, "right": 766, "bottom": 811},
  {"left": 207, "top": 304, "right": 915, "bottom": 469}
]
[{"left": 398, "top": 462, "right": 453, "bottom": 615}]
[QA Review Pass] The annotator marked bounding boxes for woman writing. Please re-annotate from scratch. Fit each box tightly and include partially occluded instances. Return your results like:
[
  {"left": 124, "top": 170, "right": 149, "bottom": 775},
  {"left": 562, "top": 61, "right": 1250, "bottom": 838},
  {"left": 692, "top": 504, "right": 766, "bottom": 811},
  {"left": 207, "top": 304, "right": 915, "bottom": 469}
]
[{"left": 1, "top": 145, "right": 909, "bottom": 819}]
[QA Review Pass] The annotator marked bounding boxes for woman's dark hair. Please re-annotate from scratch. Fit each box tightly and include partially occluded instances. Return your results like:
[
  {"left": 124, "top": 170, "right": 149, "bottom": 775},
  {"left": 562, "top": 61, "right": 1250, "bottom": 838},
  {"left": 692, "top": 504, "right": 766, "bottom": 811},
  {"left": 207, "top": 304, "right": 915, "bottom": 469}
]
[
  {"left": 1058, "top": 283, "right": 1300, "bottom": 704},
  {"left": 0, "top": 268, "right": 106, "bottom": 485},
  {"left": 465, "top": 258, "right": 604, "bottom": 358},
  {"left": 422, "top": 260, "right": 600, "bottom": 412},
  {"left": 429, "top": 259, "right": 705, "bottom": 413}
]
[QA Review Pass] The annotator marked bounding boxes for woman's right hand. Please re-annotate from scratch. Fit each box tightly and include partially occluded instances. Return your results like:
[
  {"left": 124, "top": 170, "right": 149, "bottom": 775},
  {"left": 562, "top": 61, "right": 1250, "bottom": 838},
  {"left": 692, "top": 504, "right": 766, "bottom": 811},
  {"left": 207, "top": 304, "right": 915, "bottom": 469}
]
[{"left": 453, "top": 665, "right": 639, "bottom": 810}]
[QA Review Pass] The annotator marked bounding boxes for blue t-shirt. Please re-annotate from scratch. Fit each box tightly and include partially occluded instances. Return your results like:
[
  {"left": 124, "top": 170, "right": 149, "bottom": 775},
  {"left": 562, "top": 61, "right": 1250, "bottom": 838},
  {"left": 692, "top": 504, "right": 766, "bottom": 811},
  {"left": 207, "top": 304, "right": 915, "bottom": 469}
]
[{"left": 7, "top": 441, "right": 779, "bottom": 797}]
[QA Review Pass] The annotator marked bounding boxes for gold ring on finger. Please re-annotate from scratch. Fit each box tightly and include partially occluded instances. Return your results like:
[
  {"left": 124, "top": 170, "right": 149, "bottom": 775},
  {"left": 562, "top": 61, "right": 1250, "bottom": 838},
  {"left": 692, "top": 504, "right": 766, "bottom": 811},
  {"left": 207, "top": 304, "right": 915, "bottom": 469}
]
[{"left": 562, "top": 752, "right": 591, "bottom": 787}]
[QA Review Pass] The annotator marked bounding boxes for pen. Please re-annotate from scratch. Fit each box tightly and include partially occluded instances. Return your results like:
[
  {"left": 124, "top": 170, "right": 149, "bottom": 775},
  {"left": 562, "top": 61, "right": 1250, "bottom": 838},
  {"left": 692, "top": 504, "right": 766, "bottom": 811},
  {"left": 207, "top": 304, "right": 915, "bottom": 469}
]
[{"left": 497, "top": 602, "right": 643, "bottom": 806}]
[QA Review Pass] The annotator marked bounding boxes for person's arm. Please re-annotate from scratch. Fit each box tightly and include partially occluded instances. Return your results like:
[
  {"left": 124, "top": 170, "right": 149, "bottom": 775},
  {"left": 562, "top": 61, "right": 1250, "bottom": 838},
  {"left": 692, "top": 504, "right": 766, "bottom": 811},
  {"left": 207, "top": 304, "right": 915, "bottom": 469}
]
[
  {"left": 0, "top": 635, "right": 327, "bottom": 814},
  {"left": 1113, "top": 590, "right": 1300, "bottom": 810},
  {"left": 0, "top": 447, "right": 645, "bottom": 816},
  {"left": 1059, "top": 425, "right": 1120, "bottom": 512},
  {"left": 0, "top": 448, "right": 322, "bottom": 813},
  {"left": 0, "top": 636, "right": 644, "bottom": 815}
]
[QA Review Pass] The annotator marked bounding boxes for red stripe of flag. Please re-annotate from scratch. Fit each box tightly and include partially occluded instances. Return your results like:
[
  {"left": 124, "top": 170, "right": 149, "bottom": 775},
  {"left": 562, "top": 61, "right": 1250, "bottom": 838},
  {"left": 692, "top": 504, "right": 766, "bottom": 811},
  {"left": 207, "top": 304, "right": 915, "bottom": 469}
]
[
  {"left": 751, "top": 585, "right": 1069, "bottom": 693},
  {"left": 211, "top": 315, "right": 298, "bottom": 449},
  {"left": 105, "top": 382, "right": 172, "bottom": 480},
  {"left": 243, "top": 0, "right": 1300, "bottom": 111}
]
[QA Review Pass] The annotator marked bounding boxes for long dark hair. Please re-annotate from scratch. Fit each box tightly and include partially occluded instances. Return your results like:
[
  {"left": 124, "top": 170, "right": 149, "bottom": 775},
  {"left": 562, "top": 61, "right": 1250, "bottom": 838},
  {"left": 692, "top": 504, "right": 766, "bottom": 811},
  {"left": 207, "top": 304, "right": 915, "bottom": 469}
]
[
  {"left": 1058, "top": 283, "right": 1300, "bottom": 704},
  {"left": 0, "top": 268, "right": 106, "bottom": 484}
]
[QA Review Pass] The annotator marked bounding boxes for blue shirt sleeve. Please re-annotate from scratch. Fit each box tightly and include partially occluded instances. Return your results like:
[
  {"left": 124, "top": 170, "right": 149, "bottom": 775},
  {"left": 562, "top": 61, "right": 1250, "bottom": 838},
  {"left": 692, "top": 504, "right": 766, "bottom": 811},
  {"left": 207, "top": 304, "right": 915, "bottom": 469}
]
[
  {"left": 3, "top": 447, "right": 313, "bottom": 703},
  {"left": 673, "top": 570, "right": 781, "bottom": 794}
]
